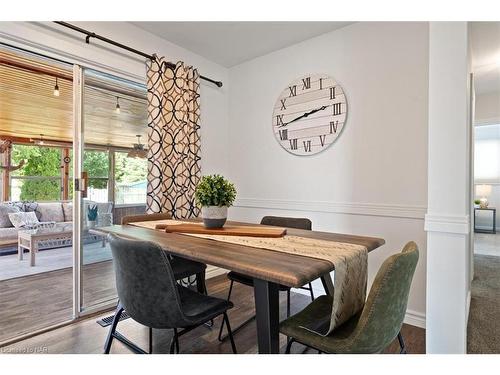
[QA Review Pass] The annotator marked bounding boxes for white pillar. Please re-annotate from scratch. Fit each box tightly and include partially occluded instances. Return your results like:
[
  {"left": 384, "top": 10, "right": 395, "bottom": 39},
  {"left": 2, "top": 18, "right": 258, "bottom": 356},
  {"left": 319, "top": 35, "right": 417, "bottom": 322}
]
[{"left": 425, "top": 22, "right": 472, "bottom": 353}]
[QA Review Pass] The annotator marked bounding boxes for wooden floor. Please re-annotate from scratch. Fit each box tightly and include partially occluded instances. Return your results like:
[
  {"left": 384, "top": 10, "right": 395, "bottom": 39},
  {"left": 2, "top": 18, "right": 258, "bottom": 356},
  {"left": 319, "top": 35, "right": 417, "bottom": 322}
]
[
  {"left": 1, "top": 274, "right": 425, "bottom": 354},
  {"left": 0, "top": 261, "right": 117, "bottom": 344}
]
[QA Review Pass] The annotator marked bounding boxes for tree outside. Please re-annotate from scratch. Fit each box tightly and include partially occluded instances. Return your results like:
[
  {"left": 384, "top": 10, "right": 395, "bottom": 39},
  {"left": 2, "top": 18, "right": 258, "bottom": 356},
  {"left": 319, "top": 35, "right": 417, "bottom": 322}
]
[{"left": 10, "top": 145, "right": 147, "bottom": 202}]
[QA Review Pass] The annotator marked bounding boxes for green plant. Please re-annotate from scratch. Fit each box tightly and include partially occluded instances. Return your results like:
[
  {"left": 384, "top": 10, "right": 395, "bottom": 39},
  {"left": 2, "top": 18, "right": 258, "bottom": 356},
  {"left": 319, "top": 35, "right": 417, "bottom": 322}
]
[
  {"left": 474, "top": 199, "right": 481, "bottom": 205},
  {"left": 195, "top": 174, "right": 237, "bottom": 207},
  {"left": 87, "top": 204, "right": 98, "bottom": 221}
]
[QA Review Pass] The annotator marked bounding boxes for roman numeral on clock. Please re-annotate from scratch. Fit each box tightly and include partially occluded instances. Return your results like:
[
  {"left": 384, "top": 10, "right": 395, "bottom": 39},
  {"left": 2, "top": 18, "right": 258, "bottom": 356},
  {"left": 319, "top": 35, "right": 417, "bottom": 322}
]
[
  {"left": 303, "top": 140, "right": 312, "bottom": 152},
  {"left": 330, "top": 120, "right": 339, "bottom": 134},
  {"left": 330, "top": 86, "right": 336, "bottom": 100},
  {"left": 288, "top": 85, "right": 297, "bottom": 97},
  {"left": 332, "top": 103, "right": 342, "bottom": 116},
  {"left": 319, "top": 78, "right": 323, "bottom": 90},
  {"left": 279, "top": 129, "right": 288, "bottom": 141},
  {"left": 302, "top": 77, "right": 311, "bottom": 90},
  {"left": 319, "top": 134, "right": 326, "bottom": 146},
  {"left": 280, "top": 98, "right": 286, "bottom": 111},
  {"left": 289, "top": 139, "right": 298, "bottom": 150},
  {"left": 276, "top": 114, "right": 284, "bottom": 126}
]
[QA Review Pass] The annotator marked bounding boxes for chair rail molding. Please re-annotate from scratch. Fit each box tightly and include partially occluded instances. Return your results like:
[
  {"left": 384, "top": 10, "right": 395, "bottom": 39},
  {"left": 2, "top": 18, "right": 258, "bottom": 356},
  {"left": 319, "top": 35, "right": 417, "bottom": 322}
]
[
  {"left": 234, "top": 198, "right": 427, "bottom": 220},
  {"left": 424, "top": 214, "right": 470, "bottom": 235}
]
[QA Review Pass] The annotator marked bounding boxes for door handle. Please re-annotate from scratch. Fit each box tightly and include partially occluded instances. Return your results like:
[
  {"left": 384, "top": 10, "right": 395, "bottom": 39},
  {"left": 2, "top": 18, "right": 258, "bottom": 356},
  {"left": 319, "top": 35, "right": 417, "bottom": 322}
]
[{"left": 75, "top": 171, "right": 88, "bottom": 198}]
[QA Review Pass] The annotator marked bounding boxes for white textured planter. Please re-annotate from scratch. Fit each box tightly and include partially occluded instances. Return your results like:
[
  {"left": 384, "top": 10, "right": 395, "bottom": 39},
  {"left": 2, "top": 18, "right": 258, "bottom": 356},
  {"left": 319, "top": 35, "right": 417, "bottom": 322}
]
[{"left": 201, "top": 206, "right": 228, "bottom": 229}]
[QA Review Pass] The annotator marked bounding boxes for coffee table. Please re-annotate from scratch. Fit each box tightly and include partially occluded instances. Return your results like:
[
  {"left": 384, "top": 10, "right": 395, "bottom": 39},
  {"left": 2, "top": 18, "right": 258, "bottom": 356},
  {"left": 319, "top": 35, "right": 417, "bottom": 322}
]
[{"left": 17, "top": 223, "right": 107, "bottom": 267}]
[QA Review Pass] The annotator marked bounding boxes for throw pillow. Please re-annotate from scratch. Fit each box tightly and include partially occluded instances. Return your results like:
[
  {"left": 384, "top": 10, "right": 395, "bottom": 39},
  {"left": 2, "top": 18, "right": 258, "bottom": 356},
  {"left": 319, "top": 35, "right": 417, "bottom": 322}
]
[
  {"left": 0, "top": 203, "right": 21, "bottom": 228},
  {"left": 8, "top": 211, "right": 40, "bottom": 228}
]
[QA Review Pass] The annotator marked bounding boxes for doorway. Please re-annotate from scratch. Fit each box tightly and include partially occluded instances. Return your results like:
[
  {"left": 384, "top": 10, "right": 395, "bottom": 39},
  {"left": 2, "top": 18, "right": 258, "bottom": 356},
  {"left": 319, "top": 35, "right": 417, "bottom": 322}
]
[{"left": 0, "top": 45, "right": 148, "bottom": 344}]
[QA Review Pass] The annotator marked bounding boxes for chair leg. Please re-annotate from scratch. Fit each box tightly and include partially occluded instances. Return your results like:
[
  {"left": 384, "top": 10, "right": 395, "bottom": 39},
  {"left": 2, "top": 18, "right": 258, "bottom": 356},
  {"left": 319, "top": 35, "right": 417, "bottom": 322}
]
[
  {"left": 197, "top": 271, "right": 214, "bottom": 328},
  {"left": 286, "top": 289, "right": 291, "bottom": 318},
  {"left": 308, "top": 283, "right": 315, "bottom": 301},
  {"left": 196, "top": 271, "right": 207, "bottom": 294},
  {"left": 223, "top": 312, "right": 238, "bottom": 354},
  {"left": 285, "top": 338, "right": 295, "bottom": 354},
  {"left": 104, "top": 302, "right": 124, "bottom": 354},
  {"left": 398, "top": 331, "right": 407, "bottom": 354},
  {"left": 218, "top": 280, "right": 234, "bottom": 342},
  {"left": 149, "top": 327, "right": 153, "bottom": 354},
  {"left": 170, "top": 328, "right": 180, "bottom": 354}
]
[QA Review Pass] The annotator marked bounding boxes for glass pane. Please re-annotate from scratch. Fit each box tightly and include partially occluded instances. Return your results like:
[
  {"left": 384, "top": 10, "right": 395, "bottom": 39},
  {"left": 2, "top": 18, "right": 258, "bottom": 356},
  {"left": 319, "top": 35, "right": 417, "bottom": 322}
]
[
  {"left": 83, "top": 150, "right": 109, "bottom": 178},
  {"left": 0, "top": 46, "right": 73, "bottom": 343},
  {"left": 9, "top": 145, "right": 62, "bottom": 201},
  {"left": 10, "top": 178, "right": 61, "bottom": 202},
  {"left": 81, "top": 68, "right": 147, "bottom": 310},
  {"left": 114, "top": 152, "right": 147, "bottom": 205}
]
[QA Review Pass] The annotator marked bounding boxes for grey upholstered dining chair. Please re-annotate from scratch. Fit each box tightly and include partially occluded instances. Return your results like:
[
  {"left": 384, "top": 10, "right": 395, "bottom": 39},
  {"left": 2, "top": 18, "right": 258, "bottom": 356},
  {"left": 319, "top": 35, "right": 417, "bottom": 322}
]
[
  {"left": 280, "top": 241, "right": 419, "bottom": 354},
  {"left": 105, "top": 234, "right": 237, "bottom": 354},
  {"left": 122, "top": 213, "right": 208, "bottom": 294},
  {"left": 218, "top": 216, "right": 318, "bottom": 342}
]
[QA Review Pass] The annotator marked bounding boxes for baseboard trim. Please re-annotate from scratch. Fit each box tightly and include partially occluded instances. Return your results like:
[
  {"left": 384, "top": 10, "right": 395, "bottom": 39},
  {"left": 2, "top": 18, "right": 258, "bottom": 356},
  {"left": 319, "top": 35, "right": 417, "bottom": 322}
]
[
  {"left": 404, "top": 309, "right": 426, "bottom": 329},
  {"left": 234, "top": 198, "right": 426, "bottom": 220},
  {"left": 206, "top": 266, "right": 227, "bottom": 279}
]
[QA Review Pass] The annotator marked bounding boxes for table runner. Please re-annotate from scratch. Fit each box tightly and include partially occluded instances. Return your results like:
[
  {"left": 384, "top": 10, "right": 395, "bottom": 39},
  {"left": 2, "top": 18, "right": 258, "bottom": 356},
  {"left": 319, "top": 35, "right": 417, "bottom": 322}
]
[{"left": 129, "top": 219, "right": 368, "bottom": 336}]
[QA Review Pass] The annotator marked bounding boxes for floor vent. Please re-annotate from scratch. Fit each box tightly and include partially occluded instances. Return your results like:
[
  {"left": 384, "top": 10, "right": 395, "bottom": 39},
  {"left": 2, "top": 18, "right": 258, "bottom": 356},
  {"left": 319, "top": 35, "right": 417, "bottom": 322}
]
[{"left": 97, "top": 311, "right": 131, "bottom": 327}]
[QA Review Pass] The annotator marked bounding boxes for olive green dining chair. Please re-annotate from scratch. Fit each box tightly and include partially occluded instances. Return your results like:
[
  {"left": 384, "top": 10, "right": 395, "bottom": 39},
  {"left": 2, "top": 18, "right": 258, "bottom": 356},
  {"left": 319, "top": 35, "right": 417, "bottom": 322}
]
[{"left": 280, "top": 241, "right": 419, "bottom": 354}]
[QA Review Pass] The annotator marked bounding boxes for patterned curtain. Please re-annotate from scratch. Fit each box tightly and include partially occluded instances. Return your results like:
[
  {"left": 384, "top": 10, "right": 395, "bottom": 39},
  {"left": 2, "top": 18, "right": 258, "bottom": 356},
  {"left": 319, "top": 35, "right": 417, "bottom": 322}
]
[{"left": 146, "top": 57, "right": 201, "bottom": 219}]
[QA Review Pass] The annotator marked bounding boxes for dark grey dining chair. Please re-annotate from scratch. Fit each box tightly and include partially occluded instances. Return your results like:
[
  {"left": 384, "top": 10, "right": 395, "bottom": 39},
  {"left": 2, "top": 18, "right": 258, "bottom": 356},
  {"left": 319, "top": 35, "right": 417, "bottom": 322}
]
[
  {"left": 281, "top": 241, "right": 419, "bottom": 354},
  {"left": 121, "top": 213, "right": 208, "bottom": 294},
  {"left": 218, "top": 216, "right": 317, "bottom": 342},
  {"left": 105, "top": 234, "right": 237, "bottom": 354}
]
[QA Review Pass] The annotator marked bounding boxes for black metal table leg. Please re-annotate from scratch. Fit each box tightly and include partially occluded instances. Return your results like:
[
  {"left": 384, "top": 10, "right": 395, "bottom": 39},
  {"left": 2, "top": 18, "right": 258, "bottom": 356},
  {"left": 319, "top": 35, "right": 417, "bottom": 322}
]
[
  {"left": 253, "top": 278, "right": 280, "bottom": 354},
  {"left": 320, "top": 273, "right": 334, "bottom": 296}
]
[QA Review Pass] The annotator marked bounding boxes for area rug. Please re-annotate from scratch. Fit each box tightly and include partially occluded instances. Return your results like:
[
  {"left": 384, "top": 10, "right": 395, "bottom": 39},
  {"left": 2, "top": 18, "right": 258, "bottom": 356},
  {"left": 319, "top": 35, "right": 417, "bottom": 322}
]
[{"left": 467, "top": 254, "right": 500, "bottom": 353}]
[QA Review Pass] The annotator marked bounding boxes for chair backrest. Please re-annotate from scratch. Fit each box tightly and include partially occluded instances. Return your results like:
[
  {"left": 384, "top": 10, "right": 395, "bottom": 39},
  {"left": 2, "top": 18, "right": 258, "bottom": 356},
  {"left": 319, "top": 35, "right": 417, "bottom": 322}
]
[
  {"left": 260, "top": 216, "right": 312, "bottom": 231},
  {"left": 121, "top": 212, "right": 171, "bottom": 225},
  {"left": 108, "top": 233, "right": 186, "bottom": 329},
  {"left": 346, "top": 241, "right": 419, "bottom": 353}
]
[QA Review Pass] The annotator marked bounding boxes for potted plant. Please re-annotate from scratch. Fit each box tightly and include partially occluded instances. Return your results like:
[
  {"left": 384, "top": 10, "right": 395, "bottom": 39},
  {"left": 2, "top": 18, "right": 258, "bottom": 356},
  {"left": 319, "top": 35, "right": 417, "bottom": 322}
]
[
  {"left": 474, "top": 199, "right": 481, "bottom": 208},
  {"left": 87, "top": 204, "right": 98, "bottom": 228},
  {"left": 195, "top": 174, "right": 237, "bottom": 229}
]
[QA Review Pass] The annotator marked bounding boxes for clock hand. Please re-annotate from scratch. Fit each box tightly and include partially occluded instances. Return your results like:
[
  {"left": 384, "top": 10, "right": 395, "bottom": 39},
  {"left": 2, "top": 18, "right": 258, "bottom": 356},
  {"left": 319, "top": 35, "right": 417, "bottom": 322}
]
[{"left": 280, "top": 105, "right": 328, "bottom": 127}]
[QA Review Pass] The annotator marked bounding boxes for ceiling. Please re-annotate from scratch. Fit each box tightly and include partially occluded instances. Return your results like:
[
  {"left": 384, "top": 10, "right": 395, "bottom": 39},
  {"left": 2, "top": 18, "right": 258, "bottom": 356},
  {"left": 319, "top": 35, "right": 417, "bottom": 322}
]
[
  {"left": 0, "top": 49, "right": 147, "bottom": 149},
  {"left": 470, "top": 22, "right": 500, "bottom": 95},
  {"left": 132, "top": 22, "right": 354, "bottom": 67}
]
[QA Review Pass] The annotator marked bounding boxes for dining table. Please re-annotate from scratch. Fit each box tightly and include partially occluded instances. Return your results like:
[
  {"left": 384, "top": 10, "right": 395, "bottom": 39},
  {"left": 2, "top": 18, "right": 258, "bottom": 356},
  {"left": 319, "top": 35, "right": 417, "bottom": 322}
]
[{"left": 94, "top": 220, "right": 385, "bottom": 354}]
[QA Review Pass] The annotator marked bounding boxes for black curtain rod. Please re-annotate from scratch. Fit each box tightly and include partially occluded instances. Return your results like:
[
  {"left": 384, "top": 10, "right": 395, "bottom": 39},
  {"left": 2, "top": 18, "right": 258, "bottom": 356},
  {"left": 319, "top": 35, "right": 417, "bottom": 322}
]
[{"left": 53, "top": 21, "right": 223, "bottom": 88}]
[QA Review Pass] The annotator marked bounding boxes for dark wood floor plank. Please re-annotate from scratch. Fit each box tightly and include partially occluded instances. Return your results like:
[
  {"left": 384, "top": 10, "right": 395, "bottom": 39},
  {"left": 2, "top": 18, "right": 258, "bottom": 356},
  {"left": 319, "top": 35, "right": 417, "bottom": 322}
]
[
  {"left": 0, "top": 261, "right": 117, "bottom": 344},
  {"left": 1, "top": 274, "right": 425, "bottom": 354}
]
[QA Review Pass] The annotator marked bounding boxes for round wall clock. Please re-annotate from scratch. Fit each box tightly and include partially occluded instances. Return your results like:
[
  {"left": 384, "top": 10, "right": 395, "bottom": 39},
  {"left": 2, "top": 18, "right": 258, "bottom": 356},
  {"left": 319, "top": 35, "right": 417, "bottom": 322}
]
[{"left": 272, "top": 74, "right": 347, "bottom": 156}]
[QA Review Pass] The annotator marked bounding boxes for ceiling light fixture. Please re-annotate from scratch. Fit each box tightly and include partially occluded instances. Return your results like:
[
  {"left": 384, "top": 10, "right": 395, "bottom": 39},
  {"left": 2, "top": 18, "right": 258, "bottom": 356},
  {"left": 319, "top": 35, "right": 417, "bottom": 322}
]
[
  {"left": 53, "top": 77, "right": 60, "bottom": 97},
  {"left": 127, "top": 135, "right": 148, "bottom": 159},
  {"left": 115, "top": 96, "right": 121, "bottom": 114}
]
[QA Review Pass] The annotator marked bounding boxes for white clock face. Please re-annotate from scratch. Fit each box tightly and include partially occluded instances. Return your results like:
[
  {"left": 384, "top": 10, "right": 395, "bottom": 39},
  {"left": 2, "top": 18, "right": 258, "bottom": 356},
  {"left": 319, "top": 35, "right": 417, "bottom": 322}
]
[{"left": 272, "top": 74, "right": 347, "bottom": 156}]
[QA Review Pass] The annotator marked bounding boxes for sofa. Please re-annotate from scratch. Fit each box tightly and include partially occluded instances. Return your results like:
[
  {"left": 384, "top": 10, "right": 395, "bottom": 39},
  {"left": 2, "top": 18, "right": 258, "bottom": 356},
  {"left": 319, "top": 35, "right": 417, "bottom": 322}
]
[{"left": 0, "top": 200, "right": 113, "bottom": 249}]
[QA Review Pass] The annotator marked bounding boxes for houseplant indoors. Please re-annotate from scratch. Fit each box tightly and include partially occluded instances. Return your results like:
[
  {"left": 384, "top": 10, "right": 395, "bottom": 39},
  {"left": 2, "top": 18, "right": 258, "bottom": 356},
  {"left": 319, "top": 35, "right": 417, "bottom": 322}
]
[
  {"left": 195, "top": 174, "right": 237, "bottom": 229},
  {"left": 87, "top": 204, "right": 98, "bottom": 228}
]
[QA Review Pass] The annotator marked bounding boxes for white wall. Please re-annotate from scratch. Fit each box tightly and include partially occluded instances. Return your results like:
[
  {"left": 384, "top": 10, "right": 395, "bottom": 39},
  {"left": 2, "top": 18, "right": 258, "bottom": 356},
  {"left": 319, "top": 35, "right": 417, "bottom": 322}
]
[
  {"left": 425, "top": 22, "right": 471, "bottom": 354},
  {"left": 475, "top": 91, "right": 500, "bottom": 125},
  {"left": 227, "top": 22, "right": 429, "bottom": 328}
]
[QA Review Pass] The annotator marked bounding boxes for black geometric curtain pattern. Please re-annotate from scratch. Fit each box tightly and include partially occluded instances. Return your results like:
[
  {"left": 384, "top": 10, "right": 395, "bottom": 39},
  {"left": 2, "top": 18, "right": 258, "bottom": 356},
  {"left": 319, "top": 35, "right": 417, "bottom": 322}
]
[{"left": 146, "top": 57, "right": 201, "bottom": 219}]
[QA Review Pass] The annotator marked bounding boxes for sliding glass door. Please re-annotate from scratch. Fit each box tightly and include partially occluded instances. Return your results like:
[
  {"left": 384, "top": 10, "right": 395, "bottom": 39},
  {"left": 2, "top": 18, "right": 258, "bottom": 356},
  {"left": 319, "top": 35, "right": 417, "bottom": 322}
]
[{"left": 74, "top": 66, "right": 148, "bottom": 314}]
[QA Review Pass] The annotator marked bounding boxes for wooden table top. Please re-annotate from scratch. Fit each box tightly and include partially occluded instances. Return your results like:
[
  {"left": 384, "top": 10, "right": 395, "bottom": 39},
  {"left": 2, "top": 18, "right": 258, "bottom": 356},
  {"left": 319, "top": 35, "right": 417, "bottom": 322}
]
[{"left": 94, "top": 222, "right": 385, "bottom": 288}]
